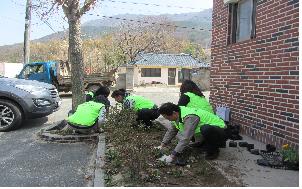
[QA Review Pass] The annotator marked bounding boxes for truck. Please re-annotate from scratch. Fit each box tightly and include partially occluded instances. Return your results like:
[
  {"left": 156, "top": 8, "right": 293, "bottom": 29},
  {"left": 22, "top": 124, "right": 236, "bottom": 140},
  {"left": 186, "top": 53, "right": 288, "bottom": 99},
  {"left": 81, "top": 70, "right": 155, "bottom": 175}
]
[
  {"left": 17, "top": 60, "right": 116, "bottom": 92},
  {"left": 0, "top": 75, "right": 61, "bottom": 131}
]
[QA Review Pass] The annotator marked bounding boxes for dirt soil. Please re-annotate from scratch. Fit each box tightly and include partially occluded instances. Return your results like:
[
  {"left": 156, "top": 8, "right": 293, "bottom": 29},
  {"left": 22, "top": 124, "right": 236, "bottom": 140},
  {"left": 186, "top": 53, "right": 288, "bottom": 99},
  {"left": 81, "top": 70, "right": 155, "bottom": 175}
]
[{"left": 102, "top": 107, "right": 241, "bottom": 187}]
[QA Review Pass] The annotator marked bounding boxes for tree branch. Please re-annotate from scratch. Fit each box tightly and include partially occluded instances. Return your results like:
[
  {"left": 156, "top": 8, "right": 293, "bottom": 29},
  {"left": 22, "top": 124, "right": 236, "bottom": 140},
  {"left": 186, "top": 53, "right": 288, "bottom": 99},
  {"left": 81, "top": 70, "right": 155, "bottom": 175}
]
[{"left": 79, "top": 0, "right": 96, "bottom": 16}]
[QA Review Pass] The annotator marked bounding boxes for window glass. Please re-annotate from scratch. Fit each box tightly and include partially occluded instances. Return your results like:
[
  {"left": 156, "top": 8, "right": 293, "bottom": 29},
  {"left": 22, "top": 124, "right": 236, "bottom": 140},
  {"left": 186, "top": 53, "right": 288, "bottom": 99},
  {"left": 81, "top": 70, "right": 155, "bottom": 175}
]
[
  {"left": 178, "top": 68, "right": 191, "bottom": 83},
  {"left": 141, "top": 68, "right": 161, "bottom": 77},
  {"left": 236, "top": 0, "right": 253, "bottom": 42},
  {"left": 228, "top": 0, "right": 256, "bottom": 44},
  {"left": 24, "top": 64, "right": 44, "bottom": 75}
]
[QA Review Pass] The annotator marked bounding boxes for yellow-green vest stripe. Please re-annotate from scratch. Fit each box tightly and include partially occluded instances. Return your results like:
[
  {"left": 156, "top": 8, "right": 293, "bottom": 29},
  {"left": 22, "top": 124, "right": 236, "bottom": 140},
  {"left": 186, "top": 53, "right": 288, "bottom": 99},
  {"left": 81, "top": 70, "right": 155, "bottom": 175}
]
[
  {"left": 67, "top": 101, "right": 105, "bottom": 127},
  {"left": 172, "top": 106, "right": 225, "bottom": 133},
  {"left": 125, "top": 95, "right": 155, "bottom": 111},
  {"left": 184, "top": 92, "right": 214, "bottom": 113}
]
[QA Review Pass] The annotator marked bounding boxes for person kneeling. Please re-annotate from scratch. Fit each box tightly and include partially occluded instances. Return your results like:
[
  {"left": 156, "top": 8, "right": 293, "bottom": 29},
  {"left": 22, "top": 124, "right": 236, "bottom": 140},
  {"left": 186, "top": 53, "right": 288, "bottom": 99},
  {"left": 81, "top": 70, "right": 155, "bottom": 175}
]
[
  {"left": 66, "top": 95, "right": 107, "bottom": 134},
  {"left": 156, "top": 102, "right": 226, "bottom": 163},
  {"left": 66, "top": 86, "right": 110, "bottom": 134}
]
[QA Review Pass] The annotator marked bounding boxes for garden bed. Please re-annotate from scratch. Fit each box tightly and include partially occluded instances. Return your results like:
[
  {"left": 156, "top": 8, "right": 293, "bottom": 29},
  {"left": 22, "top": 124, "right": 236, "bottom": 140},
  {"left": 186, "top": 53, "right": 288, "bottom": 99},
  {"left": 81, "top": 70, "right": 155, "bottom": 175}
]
[{"left": 102, "top": 107, "right": 240, "bottom": 186}]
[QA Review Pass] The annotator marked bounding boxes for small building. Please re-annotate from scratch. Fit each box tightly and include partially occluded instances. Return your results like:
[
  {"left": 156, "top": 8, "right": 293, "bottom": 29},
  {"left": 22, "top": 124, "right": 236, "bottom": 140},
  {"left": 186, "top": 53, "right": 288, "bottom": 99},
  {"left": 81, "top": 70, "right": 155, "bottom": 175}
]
[
  {"left": 117, "top": 53, "right": 209, "bottom": 88},
  {"left": 211, "top": 0, "right": 299, "bottom": 148}
]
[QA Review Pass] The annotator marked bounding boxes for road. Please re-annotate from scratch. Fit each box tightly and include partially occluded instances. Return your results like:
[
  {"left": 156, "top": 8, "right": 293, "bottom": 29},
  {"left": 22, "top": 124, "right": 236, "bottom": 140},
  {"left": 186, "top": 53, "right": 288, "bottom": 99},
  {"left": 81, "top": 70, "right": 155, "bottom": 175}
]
[{"left": 0, "top": 96, "right": 95, "bottom": 187}]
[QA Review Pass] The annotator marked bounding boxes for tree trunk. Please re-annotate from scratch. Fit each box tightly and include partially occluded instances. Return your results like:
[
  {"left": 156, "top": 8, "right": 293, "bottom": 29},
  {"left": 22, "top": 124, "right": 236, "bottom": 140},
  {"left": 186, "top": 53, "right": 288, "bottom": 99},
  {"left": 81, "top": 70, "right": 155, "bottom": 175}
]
[{"left": 68, "top": 18, "right": 85, "bottom": 111}]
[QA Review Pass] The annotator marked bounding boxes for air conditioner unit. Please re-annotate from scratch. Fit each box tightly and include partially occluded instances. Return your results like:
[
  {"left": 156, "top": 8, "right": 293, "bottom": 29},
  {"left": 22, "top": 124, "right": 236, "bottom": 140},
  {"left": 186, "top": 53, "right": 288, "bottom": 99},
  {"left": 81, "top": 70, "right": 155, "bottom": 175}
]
[{"left": 224, "top": 0, "right": 239, "bottom": 4}]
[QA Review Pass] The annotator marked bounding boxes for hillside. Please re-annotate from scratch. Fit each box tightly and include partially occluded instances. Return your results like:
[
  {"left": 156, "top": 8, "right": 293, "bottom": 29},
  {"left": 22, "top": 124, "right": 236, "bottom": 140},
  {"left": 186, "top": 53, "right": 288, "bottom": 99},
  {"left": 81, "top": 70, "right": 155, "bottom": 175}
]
[{"left": 0, "top": 9, "right": 212, "bottom": 62}]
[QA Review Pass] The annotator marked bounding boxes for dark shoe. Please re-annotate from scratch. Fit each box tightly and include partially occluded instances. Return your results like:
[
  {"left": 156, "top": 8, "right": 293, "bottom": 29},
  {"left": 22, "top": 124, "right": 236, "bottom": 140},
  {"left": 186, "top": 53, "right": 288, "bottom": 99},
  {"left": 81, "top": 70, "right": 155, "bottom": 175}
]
[
  {"left": 239, "top": 141, "right": 248, "bottom": 147},
  {"left": 251, "top": 149, "right": 260, "bottom": 155},
  {"left": 257, "top": 159, "right": 270, "bottom": 167},
  {"left": 205, "top": 150, "right": 219, "bottom": 160},
  {"left": 266, "top": 144, "right": 276, "bottom": 153},
  {"left": 247, "top": 144, "right": 254, "bottom": 151},
  {"left": 229, "top": 141, "right": 237, "bottom": 147}
]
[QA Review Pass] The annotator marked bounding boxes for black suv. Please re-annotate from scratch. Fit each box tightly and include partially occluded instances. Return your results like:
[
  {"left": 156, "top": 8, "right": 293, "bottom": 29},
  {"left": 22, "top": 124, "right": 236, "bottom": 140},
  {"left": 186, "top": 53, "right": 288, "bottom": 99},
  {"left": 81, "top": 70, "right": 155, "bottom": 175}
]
[{"left": 0, "top": 76, "right": 61, "bottom": 131}]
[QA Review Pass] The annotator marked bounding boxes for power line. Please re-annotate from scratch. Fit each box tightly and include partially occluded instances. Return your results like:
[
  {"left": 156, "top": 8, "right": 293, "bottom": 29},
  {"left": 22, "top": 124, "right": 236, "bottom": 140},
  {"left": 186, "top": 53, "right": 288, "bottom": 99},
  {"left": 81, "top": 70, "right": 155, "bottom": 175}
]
[
  {"left": 98, "top": 4, "right": 212, "bottom": 19},
  {"left": 100, "top": 0, "right": 203, "bottom": 10},
  {"left": 86, "top": 13, "right": 212, "bottom": 32},
  {"left": 100, "top": 4, "right": 162, "bottom": 15}
]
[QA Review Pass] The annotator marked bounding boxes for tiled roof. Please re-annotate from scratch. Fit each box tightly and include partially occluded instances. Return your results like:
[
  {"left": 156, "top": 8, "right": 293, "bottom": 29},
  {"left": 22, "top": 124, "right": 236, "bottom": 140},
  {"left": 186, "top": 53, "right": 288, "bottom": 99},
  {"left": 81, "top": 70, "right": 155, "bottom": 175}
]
[{"left": 132, "top": 53, "right": 209, "bottom": 68}]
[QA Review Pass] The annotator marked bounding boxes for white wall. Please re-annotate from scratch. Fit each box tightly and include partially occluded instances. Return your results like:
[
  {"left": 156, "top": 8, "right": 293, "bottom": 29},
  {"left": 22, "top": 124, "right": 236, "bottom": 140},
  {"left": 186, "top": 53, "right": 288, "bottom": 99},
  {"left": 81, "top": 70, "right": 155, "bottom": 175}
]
[
  {"left": 134, "top": 67, "right": 184, "bottom": 86},
  {"left": 1, "top": 63, "right": 23, "bottom": 78},
  {"left": 134, "top": 67, "right": 169, "bottom": 85},
  {"left": 120, "top": 65, "right": 192, "bottom": 87}
]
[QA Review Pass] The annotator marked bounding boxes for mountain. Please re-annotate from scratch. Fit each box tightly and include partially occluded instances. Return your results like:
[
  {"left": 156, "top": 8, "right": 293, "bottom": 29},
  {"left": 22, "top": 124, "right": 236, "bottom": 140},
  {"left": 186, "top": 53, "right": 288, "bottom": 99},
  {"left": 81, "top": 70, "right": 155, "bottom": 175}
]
[{"left": 0, "top": 9, "right": 212, "bottom": 62}]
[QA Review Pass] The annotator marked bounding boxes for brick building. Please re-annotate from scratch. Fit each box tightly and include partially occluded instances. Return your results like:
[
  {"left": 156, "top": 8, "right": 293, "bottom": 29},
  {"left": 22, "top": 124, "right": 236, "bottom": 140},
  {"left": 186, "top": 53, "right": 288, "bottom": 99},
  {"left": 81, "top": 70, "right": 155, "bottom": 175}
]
[{"left": 210, "top": 0, "right": 299, "bottom": 148}]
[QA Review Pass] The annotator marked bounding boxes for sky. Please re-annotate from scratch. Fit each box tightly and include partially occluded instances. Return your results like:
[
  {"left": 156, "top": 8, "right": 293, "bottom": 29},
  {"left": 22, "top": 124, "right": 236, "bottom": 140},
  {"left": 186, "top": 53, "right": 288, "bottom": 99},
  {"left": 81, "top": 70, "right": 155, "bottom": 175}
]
[{"left": 0, "top": 0, "right": 213, "bottom": 46}]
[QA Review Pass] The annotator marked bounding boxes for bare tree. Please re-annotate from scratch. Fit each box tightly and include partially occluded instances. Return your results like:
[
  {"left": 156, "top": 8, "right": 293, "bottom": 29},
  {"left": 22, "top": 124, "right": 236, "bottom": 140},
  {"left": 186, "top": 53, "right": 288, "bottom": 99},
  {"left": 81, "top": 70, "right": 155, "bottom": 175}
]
[
  {"left": 114, "top": 16, "right": 175, "bottom": 63},
  {"left": 33, "top": 0, "right": 98, "bottom": 110}
]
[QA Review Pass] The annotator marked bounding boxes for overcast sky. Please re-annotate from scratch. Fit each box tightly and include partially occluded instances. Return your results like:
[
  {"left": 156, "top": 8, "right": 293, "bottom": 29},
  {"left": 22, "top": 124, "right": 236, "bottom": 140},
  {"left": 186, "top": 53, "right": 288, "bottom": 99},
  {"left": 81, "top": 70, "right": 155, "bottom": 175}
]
[{"left": 0, "top": 0, "right": 213, "bottom": 46}]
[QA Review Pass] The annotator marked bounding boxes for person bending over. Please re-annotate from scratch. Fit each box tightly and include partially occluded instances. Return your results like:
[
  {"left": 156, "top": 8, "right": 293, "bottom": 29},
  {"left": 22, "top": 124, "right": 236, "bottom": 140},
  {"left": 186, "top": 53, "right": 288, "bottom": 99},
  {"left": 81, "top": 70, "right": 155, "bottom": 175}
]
[
  {"left": 178, "top": 80, "right": 214, "bottom": 114},
  {"left": 156, "top": 102, "right": 226, "bottom": 162},
  {"left": 111, "top": 89, "right": 160, "bottom": 127}
]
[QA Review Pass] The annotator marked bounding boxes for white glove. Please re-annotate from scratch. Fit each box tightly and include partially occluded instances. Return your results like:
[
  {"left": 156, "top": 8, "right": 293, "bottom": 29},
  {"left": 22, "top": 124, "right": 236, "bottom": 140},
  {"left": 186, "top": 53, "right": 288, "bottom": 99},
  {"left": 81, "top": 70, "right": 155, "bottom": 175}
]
[
  {"left": 158, "top": 155, "right": 173, "bottom": 164},
  {"left": 154, "top": 145, "right": 163, "bottom": 150}
]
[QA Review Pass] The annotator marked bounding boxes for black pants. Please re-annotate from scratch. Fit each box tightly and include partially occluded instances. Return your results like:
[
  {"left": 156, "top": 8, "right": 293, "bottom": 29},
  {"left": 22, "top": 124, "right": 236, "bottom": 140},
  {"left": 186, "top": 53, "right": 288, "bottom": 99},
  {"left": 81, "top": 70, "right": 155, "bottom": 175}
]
[
  {"left": 201, "top": 125, "right": 226, "bottom": 154},
  {"left": 136, "top": 108, "right": 160, "bottom": 126}
]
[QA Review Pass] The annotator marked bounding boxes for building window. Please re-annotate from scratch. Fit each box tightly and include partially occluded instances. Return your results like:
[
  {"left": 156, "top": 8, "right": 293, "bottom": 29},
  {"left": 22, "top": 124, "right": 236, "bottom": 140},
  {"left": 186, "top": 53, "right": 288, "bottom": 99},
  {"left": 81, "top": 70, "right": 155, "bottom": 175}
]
[
  {"left": 228, "top": 0, "right": 256, "bottom": 44},
  {"left": 178, "top": 68, "right": 191, "bottom": 83},
  {"left": 23, "top": 64, "right": 45, "bottom": 75},
  {"left": 141, "top": 68, "right": 161, "bottom": 77}
]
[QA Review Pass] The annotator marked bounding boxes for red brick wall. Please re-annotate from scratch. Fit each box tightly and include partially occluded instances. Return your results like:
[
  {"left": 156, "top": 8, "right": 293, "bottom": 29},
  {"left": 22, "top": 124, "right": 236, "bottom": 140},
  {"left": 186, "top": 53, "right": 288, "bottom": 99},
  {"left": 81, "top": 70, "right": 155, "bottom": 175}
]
[{"left": 210, "top": 0, "right": 299, "bottom": 149}]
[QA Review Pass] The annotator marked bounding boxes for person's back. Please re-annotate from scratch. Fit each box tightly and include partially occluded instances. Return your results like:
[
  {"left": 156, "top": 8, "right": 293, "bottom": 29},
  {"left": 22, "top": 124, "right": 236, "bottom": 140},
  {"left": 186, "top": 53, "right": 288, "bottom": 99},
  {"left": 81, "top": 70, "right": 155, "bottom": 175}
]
[
  {"left": 111, "top": 89, "right": 159, "bottom": 127},
  {"left": 125, "top": 95, "right": 156, "bottom": 111},
  {"left": 178, "top": 80, "right": 214, "bottom": 113},
  {"left": 178, "top": 106, "right": 225, "bottom": 129},
  {"left": 184, "top": 92, "right": 214, "bottom": 113},
  {"left": 67, "top": 86, "right": 110, "bottom": 133},
  {"left": 67, "top": 101, "right": 105, "bottom": 127}
]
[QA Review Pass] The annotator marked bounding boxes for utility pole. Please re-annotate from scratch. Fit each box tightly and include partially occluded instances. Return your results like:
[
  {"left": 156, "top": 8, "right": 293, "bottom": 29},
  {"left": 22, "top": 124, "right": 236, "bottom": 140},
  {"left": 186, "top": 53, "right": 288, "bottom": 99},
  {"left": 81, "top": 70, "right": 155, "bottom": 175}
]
[{"left": 23, "top": 0, "right": 32, "bottom": 64}]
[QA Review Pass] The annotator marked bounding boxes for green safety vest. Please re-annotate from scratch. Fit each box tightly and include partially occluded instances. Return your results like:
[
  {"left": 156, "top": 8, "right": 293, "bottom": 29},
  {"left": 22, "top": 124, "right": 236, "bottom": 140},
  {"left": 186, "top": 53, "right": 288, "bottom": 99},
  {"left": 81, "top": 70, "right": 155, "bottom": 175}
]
[
  {"left": 172, "top": 106, "right": 225, "bottom": 134},
  {"left": 67, "top": 101, "right": 105, "bottom": 127},
  {"left": 184, "top": 92, "right": 214, "bottom": 114},
  {"left": 125, "top": 95, "right": 155, "bottom": 111}
]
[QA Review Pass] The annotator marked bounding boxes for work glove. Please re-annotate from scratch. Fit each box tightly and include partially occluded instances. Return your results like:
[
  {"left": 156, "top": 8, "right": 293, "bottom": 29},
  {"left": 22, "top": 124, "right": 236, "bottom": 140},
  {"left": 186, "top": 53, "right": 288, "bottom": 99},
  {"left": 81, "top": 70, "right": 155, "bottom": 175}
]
[
  {"left": 154, "top": 145, "right": 163, "bottom": 150},
  {"left": 158, "top": 154, "right": 174, "bottom": 164}
]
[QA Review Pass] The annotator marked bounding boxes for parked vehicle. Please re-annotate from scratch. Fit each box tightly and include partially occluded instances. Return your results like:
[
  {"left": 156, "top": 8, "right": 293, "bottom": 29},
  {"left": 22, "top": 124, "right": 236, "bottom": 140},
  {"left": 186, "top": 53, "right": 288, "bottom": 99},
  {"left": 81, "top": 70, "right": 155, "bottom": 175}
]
[
  {"left": 0, "top": 76, "right": 61, "bottom": 131},
  {"left": 17, "top": 60, "right": 116, "bottom": 92}
]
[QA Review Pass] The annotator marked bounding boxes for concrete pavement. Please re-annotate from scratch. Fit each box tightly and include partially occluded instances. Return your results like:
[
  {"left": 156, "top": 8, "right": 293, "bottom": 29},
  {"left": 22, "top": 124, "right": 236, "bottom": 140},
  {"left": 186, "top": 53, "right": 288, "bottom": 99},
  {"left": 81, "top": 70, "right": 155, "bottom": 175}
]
[{"left": 0, "top": 97, "right": 96, "bottom": 187}]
